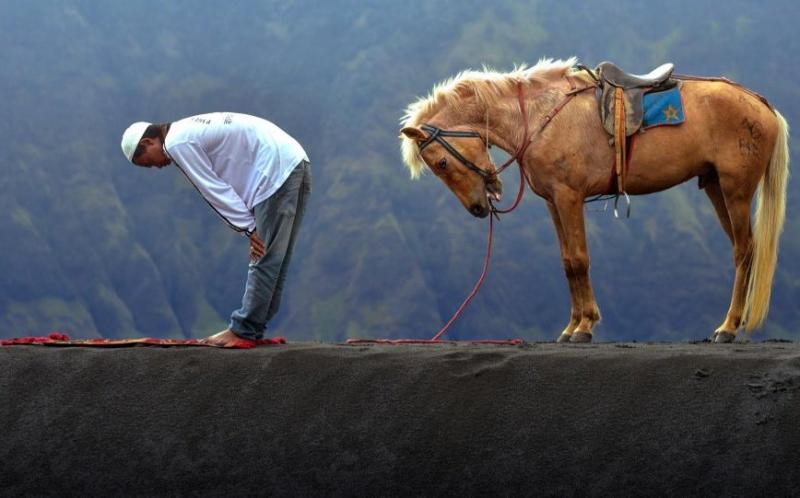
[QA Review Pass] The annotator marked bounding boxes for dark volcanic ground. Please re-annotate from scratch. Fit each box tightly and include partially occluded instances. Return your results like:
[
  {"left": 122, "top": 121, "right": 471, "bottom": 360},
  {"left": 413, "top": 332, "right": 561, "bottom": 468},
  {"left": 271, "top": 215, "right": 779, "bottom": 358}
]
[{"left": 1, "top": 341, "right": 799, "bottom": 497}]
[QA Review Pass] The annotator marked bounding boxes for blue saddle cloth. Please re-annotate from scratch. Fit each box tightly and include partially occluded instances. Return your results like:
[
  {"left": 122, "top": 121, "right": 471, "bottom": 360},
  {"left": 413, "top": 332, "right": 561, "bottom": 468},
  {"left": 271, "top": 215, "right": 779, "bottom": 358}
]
[{"left": 642, "top": 86, "right": 685, "bottom": 129}]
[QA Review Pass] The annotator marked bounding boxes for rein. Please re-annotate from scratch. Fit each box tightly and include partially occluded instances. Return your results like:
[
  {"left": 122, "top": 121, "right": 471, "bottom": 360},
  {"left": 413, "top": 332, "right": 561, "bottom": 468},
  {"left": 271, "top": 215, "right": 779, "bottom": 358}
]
[
  {"left": 429, "top": 75, "right": 596, "bottom": 342},
  {"left": 346, "top": 73, "right": 596, "bottom": 346}
]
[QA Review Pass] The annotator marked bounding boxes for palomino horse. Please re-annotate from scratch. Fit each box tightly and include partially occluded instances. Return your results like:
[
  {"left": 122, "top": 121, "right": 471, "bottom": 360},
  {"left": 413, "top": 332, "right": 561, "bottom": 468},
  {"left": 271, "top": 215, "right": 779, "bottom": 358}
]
[{"left": 400, "top": 58, "right": 789, "bottom": 343}]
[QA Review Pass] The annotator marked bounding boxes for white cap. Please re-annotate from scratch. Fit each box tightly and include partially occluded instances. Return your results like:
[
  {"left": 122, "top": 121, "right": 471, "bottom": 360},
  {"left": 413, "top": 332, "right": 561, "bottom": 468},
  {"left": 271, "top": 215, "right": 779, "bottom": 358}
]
[{"left": 120, "top": 121, "right": 151, "bottom": 162}]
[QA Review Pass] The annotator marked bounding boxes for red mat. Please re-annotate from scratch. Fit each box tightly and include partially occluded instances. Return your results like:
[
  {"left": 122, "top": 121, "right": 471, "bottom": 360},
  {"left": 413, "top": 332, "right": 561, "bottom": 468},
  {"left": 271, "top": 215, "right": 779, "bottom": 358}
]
[{"left": 0, "top": 333, "right": 285, "bottom": 349}]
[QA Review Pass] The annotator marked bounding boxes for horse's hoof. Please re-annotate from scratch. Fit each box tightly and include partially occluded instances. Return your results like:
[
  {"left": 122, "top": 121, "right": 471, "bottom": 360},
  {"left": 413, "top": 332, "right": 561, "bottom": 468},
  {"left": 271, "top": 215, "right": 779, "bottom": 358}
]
[
  {"left": 556, "top": 333, "right": 572, "bottom": 343},
  {"left": 714, "top": 331, "right": 736, "bottom": 343},
  {"left": 570, "top": 332, "right": 593, "bottom": 343}
]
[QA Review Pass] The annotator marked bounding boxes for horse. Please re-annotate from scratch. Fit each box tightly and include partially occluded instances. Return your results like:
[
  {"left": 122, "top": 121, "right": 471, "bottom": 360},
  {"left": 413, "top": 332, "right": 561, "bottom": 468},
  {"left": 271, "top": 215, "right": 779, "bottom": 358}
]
[{"left": 399, "top": 57, "right": 789, "bottom": 343}]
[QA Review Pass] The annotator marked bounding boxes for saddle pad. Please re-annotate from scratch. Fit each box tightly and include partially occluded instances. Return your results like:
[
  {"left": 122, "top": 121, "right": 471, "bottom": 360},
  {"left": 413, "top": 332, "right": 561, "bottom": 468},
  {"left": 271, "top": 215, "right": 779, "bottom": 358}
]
[
  {"left": 642, "top": 86, "right": 685, "bottom": 129},
  {"left": 1, "top": 333, "right": 285, "bottom": 349}
]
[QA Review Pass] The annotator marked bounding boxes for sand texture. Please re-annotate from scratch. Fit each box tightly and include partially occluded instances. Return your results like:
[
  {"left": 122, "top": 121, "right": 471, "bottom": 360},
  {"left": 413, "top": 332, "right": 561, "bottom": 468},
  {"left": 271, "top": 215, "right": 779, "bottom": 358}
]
[{"left": 2, "top": 342, "right": 799, "bottom": 496}]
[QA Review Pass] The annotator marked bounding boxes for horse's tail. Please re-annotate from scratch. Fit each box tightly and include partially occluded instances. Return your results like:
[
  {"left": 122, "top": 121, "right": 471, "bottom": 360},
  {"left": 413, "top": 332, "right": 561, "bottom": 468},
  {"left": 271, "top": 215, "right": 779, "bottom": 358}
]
[{"left": 743, "top": 110, "right": 790, "bottom": 331}]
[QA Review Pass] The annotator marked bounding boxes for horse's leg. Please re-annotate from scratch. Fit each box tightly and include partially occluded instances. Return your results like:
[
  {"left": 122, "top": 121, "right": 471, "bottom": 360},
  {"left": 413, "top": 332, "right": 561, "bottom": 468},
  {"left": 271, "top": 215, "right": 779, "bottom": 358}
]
[
  {"left": 550, "top": 189, "right": 601, "bottom": 343},
  {"left": 546, "top": 201, "right": 581, "bottom": 342},
  {"left": 704, "top": 179, "right": 733, "bottom": 244},
  {"left": 713, "top": 179, "right": 755, "bottom": 343}
]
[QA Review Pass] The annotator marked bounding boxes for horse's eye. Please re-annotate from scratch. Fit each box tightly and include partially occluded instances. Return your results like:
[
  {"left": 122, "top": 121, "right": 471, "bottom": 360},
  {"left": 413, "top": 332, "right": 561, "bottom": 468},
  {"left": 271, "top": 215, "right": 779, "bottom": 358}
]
[{"left": 438, "top": 158, "right": 447, "bottom": 170}]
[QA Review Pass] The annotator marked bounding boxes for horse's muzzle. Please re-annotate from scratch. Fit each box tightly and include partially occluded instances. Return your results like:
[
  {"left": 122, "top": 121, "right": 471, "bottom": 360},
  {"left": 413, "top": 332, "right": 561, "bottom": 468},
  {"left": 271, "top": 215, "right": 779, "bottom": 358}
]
[
  {"left": 486, "top": 178, "right": 503, "bottom": 202},
  {"left": 470, "top": 203, "right": 490, "bottom": 218}
]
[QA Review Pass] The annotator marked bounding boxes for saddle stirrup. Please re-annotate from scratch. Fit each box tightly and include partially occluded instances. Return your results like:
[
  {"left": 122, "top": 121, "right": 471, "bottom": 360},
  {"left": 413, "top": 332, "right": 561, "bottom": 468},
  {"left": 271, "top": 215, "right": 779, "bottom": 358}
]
[{"left": 613, "top": 191, "right": 631, "bottom": 219}]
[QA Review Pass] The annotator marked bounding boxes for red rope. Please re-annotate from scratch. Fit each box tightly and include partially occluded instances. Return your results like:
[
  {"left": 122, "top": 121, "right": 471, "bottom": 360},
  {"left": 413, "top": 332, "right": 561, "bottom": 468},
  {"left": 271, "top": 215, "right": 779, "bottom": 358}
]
[
  {"left": 429, "top": 165, "right": 527, "bottom": 341},
  {"left": 428, "top": 80, "right": 590, "bottom": 342},
  {"left": 346, "top": 77, "right": 593, "bottom": 347},
  {"left": 430, "top": 211, "right": 495, "bottom": 341},
  {"left": 346, "top": 167, "right": 528, "bottom": 347}
]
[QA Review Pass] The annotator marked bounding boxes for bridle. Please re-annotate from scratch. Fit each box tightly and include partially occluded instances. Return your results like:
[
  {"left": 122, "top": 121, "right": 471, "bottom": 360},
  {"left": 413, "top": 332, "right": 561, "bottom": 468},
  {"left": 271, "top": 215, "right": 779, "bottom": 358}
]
[
  {"left": 417, "top": 82, "right": 533, "bottom": 187},
  {"left": 347, "top": 72, "right": 598, "bottom": 345},
  {"left": 417, "top": 125, "right": 490, "bottom": 179},
  {"left": 425, "top": 75, "right": 597, "bottom": 342},
  {"left": 417, "top": 76, "right": 596, "bottom": 216}
]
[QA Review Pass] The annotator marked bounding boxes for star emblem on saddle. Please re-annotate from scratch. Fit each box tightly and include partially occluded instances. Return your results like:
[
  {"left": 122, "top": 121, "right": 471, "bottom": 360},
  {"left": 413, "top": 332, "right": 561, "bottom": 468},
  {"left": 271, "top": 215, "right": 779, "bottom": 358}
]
[{"left": 663, "top": 104, "right": 680, "bottom": 121}]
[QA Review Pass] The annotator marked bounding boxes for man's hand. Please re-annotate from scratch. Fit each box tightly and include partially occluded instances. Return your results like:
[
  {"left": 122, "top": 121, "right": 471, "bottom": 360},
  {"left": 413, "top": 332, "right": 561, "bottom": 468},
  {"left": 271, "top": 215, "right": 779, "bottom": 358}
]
[{"left": 249, "top": 232, "right": 265, "bottom": 261}]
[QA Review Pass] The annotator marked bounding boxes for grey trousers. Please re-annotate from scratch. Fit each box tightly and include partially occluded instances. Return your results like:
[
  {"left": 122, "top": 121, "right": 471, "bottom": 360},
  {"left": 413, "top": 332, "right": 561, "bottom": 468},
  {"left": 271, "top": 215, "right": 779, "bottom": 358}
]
[{"left": 229, "top": 160, "right": 311, "bottom": 340}]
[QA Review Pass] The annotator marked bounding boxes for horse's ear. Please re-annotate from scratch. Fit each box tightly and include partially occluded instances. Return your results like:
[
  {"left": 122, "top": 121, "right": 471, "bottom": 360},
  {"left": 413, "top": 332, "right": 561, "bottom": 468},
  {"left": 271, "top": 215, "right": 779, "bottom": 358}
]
[{"left": 400, "top": 126, "right": 427, "bottom": 141}]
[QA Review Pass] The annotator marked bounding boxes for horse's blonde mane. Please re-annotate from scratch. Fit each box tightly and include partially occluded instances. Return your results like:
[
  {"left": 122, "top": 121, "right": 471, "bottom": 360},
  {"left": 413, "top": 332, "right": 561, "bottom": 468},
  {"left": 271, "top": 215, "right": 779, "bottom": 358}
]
[{"left": 400, "top": 57, "right": 578, "bottom": 178}]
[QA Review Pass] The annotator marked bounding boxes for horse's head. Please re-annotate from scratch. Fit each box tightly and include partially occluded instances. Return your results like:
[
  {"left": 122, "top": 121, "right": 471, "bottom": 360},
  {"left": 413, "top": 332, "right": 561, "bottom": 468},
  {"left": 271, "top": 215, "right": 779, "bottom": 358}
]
[{"left": 400, "top": 124, "right": 502, "bottom": 218}]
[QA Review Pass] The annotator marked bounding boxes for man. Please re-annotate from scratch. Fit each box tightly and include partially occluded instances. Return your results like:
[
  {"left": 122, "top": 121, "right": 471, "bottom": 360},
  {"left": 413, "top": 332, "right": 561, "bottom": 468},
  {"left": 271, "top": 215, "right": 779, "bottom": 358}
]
[{"left": 120, "top": 112, "right": 311, "bottom": 347}]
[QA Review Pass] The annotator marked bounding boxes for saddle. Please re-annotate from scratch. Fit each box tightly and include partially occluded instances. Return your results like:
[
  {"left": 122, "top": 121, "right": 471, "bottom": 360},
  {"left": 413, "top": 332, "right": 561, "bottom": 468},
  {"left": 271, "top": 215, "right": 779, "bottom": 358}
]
[{"left": 592, "top": 61, "right": 677, "bottom": 197}]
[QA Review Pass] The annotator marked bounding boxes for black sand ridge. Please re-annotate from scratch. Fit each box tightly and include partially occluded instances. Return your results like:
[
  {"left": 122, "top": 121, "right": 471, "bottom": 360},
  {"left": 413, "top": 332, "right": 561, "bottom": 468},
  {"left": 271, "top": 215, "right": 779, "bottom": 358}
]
[{"left": 2, "top": 342, "right": 799, "bottom": 497}]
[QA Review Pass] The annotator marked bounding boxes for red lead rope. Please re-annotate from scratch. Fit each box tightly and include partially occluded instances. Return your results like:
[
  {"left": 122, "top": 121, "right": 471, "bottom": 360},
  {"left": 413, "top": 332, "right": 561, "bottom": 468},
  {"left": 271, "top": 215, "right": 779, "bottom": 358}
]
[
  {"left": 429, "top": 165, "right": 527, "bottom": 342},
  {"left": 346, "top": 76, "right": 595, "bottom": 346},
  {"left": 429, "top": 78, "right": 595, "bottom": 343},
  {"left": 428, "top": 82, "right": 537, "bottom": 342}
]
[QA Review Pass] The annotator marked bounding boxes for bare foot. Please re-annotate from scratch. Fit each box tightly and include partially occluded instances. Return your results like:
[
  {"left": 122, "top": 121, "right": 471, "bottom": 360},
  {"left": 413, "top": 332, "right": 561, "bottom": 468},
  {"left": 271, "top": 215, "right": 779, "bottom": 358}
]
[{"left": 201, "top": 329, "right": 253, "bottom": 348}]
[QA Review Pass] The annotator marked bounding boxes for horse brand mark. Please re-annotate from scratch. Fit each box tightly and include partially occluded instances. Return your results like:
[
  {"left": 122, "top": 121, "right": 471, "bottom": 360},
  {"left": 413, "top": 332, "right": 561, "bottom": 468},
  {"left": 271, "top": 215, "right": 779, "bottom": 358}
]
[
  {"left": 739, "top": 118, "right": 763, "bottom": 156},
  {"left": 399, "top": 59, "right": 789, "bottom": 344},
  {"left": 742, "top": 118, "right": 763, "bottom": 139},
  {"left": 224, "top": 113, "right": 233, "bottom": 125}
]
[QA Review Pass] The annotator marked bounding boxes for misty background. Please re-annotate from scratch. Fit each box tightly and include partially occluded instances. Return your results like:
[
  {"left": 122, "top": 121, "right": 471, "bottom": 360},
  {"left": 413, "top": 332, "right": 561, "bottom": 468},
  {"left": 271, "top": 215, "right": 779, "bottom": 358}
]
[{"left": 1, "top": 0, "right": 797, "bottom": 342}]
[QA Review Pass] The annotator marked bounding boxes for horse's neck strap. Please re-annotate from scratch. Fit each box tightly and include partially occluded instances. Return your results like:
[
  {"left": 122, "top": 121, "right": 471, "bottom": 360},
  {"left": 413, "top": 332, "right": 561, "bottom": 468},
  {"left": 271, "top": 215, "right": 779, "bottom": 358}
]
[
  {"left": 497, "top": 76, "right": 597, "bottom": 174},
  {"left": 494, "top": 83, "right": 531, "bottom": 177},
  {"left": 489, "top": 83, "right": 532, "bottom": 215},
  {"left": 491, "top": 76, "right": 597, "bottom": 215}
]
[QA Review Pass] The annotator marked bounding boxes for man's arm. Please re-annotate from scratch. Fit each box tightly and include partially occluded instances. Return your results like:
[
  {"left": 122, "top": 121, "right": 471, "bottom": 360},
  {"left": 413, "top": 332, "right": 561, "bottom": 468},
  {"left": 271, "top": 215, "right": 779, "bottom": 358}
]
[{"left": 168, "top": 141, "right": 257, "bottom": 235}]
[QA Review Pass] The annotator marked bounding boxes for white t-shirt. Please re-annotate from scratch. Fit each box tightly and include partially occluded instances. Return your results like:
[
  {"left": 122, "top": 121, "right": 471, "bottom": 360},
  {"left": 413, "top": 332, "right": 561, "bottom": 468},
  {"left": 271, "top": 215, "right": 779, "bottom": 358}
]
[{"left": 164, "top": 112, "right": 308, "bottom": 235}]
